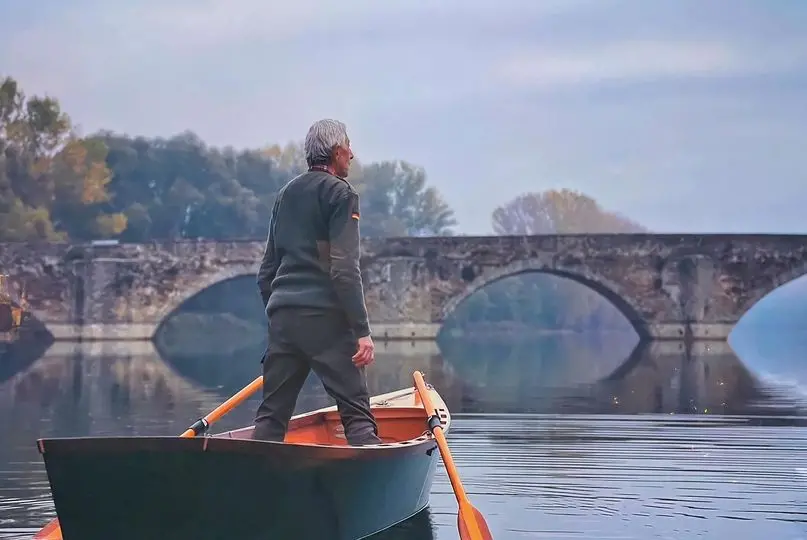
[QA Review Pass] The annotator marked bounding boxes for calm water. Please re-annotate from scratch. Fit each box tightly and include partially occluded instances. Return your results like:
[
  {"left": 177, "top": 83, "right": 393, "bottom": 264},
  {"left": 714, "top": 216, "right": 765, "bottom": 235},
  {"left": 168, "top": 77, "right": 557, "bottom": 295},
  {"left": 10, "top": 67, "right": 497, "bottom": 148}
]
[{"left": 1, "top": 334, "right": 806, "bottom": 539}]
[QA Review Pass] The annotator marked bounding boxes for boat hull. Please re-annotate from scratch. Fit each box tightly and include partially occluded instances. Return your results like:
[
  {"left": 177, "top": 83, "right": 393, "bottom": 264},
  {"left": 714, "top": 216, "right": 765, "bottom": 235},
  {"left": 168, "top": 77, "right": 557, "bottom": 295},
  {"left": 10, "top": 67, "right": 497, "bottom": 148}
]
[
  {"left": 39, "top": 434, "right": 439, "bottom": 540},
  {"left": 35, "top": 385, "right": 451, "bottom": 540}
]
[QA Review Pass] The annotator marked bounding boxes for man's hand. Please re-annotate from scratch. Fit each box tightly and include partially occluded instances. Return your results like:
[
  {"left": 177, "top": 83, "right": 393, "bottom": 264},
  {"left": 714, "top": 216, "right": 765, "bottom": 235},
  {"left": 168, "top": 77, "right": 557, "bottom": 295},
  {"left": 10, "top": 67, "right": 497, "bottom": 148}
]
[{"left": 352, "top": 335, "right": 375, "bottom": 368}]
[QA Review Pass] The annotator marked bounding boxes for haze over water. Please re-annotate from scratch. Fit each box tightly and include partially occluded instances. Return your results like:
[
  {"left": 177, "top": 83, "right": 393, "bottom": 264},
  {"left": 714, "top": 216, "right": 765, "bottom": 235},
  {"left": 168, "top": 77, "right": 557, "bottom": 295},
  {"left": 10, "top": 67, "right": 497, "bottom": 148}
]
[
  {"left": 1, "top": 289, "right": 806, "bottom": 539},
  {"left": 3, "top": 1, "right": 807, "bottom": 536}
]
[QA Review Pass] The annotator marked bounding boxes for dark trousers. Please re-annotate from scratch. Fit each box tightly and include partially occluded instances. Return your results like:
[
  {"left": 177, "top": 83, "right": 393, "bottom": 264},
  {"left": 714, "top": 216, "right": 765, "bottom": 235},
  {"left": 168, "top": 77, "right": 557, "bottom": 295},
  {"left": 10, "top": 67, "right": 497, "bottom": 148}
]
[{"left": 252, "top": 307, "right": 381, "bottom": 446}]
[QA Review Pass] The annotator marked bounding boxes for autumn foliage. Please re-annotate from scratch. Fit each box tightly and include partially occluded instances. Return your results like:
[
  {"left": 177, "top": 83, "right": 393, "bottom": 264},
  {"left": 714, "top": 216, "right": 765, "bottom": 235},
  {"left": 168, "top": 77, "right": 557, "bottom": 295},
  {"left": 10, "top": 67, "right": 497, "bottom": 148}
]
[
  {"left": 492, "top": 189, "right": 645, "bottom": 235},
  {"left": 0, "top": 76, "right": 455, "bottom": 243},
  {"left": 0, "top": 77, "right": 126, "bottom": 241}
]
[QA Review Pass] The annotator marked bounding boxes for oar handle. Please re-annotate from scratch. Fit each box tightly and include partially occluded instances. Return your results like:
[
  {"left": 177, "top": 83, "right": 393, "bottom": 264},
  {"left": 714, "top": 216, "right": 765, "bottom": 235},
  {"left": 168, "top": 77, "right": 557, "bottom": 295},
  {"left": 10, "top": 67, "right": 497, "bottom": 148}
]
[
  {"left": 180, "top": 375, "right": 264, "bottom": 438},
  {"left": 413, "top": 370, "right": 439, "bottom": 418}
]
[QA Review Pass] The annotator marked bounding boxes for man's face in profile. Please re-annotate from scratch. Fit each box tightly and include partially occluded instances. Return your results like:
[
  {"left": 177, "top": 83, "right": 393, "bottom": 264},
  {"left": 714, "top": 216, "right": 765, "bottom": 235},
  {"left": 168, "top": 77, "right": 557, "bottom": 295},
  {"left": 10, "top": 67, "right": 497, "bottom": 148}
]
[{"left": 334, "top": 137, "right": 354, "bottom": 178}]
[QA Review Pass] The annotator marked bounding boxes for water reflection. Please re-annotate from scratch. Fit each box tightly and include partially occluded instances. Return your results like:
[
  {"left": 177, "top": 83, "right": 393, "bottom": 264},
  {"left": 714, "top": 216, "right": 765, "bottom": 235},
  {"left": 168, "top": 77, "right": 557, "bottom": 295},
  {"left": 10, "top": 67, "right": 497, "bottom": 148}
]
[
  {"left": 1, "top": 335, "right": 806, "bottom": 539},
  {"left": 730, "top": 330, "right": 807, "bottom": 411},
  {"left": 158, "top": 334, "right": 807, "bottom": 417},
  {"left": 0, "top": 336, "right": 52, "bottom": 385}
]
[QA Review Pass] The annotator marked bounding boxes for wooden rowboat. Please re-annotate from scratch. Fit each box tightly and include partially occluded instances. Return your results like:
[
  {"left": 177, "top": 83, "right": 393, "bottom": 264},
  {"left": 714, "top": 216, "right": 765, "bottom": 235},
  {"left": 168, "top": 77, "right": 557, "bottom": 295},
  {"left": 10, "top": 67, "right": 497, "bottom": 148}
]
[{"left": 32, "top": 382, "right": 450, "bottom": 540}]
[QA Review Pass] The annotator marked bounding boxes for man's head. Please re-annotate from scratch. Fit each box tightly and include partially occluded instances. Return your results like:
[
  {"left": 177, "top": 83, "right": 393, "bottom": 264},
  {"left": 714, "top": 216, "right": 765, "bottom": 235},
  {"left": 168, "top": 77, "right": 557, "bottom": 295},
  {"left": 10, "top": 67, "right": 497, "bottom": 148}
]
[{"left": 304, "top": 119, "right": 354, "bottom": 178}]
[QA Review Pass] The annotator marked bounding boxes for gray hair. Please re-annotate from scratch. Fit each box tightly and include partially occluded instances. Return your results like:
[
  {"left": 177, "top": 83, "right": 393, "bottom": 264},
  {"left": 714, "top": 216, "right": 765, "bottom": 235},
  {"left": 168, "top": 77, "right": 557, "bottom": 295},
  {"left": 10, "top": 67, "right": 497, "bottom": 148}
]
[{"left": 304, "top": 119, "right": 349, "bottom": 167}]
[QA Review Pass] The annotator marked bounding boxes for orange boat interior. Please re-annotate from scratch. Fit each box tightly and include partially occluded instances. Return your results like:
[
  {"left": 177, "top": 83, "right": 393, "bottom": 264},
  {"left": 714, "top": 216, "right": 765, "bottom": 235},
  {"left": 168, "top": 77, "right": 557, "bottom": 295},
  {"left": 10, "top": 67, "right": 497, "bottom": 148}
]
[{"left": 219, "top": 406, "right": 437, "bottom": 446}]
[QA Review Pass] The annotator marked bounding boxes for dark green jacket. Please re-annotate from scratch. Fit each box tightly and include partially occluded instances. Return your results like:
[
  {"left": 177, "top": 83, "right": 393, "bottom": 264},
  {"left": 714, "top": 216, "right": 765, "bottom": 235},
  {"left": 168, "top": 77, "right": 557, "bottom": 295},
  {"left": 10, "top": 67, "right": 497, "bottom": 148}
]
[{"left": 256, "top": 170, "right": 371, "bottom": 338}]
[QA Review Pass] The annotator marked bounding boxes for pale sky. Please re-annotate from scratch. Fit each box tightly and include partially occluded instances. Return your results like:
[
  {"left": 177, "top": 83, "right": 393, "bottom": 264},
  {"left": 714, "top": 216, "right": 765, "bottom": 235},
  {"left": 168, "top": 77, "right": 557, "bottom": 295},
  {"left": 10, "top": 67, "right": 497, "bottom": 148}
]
[{"left": 2, "top": 0, "right": 806, "bottom": 234}]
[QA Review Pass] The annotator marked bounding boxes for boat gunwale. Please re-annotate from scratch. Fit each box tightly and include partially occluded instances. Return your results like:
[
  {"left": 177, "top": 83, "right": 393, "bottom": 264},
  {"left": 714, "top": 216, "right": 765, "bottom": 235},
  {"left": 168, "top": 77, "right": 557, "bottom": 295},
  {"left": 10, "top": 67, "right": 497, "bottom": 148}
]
[{"left": 36, "top": 433, "right": 438, "bottom": 463}]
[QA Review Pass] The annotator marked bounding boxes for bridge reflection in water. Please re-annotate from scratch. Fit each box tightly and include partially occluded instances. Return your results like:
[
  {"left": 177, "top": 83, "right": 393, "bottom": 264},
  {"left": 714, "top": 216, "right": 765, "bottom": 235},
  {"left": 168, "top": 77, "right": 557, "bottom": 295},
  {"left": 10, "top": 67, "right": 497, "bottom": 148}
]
[
  {"left": 0, "top": 335, "right": 804, "bottom": 538},
  {"left": 2, "top": 336, "right": 804, "bottom": 435}
]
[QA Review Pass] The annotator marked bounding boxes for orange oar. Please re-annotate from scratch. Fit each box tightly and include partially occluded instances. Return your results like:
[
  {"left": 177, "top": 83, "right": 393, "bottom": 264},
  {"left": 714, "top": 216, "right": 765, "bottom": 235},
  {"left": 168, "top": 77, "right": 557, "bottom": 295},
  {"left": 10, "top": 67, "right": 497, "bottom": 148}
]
[
  {"left": 412, "top": 371, "right": 493, "bottom": 540},
  {"left": 179, "top": 375, "right": 264, "bottom": 437},
  {"left": 34, "top": 375, "right": 265, "bottom": 540}
]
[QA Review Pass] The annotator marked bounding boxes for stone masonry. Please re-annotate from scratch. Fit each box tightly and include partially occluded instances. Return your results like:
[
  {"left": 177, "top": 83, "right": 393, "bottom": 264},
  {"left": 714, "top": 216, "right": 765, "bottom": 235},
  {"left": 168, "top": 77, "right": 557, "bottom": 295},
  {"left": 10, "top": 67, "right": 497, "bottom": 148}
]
[{"left": 1, "top": 234, "right": 807, "bottom": 341}]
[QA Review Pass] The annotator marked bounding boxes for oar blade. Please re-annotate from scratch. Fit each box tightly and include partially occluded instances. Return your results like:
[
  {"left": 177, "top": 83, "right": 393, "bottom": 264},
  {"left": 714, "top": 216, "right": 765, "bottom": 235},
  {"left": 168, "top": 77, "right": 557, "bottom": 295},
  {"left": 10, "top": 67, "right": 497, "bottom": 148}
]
[
  {"left": 413, "top": 371, "right": 494, "bottom": 539},
  {"left": 457, "top": 500, "right": 493, "bottom": 539}
]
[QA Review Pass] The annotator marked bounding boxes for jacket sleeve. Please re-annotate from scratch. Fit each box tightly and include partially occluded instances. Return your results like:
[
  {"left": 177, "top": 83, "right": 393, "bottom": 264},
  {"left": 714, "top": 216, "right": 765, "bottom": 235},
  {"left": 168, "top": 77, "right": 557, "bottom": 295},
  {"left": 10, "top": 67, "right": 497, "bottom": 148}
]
[
  {"left": 256, "top": 200, "right": 279, "bottom": 310},
  {"left": 328, "top": 188, "right": 371, "bottom": 338}
]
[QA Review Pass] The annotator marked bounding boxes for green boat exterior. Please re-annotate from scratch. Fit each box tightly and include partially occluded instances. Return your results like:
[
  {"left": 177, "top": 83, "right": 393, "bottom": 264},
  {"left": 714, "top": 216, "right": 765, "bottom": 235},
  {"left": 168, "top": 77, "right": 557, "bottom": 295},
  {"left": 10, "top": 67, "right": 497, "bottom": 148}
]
[{"left": 34, "top": 385, "right": 450, "bottom": 540}]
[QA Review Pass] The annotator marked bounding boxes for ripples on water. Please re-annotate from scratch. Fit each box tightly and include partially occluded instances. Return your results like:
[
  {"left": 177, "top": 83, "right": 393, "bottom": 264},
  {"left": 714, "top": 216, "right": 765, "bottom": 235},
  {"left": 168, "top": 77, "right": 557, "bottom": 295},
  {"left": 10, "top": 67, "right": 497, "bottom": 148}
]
[
  {"left": 1, "top": 337, "right": 806, "bottom": 539},
  {"left": 436, "top": 415, "right": 807, "bottom": 539}
]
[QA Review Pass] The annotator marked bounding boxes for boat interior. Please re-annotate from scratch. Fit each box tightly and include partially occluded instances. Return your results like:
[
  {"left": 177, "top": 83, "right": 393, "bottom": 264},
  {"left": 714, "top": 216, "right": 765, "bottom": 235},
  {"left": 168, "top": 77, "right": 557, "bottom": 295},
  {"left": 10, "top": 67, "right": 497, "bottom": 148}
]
[{"left": 217, "top": 388, "right": 451, "bottom": 447}]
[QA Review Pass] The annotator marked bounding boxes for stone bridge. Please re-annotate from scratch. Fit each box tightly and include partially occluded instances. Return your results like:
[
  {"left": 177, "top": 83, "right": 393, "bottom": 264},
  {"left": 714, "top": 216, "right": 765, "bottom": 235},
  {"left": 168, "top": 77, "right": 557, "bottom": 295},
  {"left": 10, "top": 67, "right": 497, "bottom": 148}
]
[{"left": 1, "top": 234, "right": 806, "bottom": 341}]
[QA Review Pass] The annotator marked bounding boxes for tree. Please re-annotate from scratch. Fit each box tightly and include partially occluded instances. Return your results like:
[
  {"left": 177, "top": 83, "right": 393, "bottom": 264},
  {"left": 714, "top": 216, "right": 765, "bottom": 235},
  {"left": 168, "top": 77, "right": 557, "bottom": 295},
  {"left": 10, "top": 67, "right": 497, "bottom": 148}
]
[
  {"left": 0, "top": 76, "right": 126, "bottom": 241},
  {"left": 89, "top": 133, "right": 457, "bottom": 240},
  {"left": 492, "top": 189, "right": 646, "bottom": 235},
  {"left": 351, "top": 160, "right": 456, "bottom": 237}
]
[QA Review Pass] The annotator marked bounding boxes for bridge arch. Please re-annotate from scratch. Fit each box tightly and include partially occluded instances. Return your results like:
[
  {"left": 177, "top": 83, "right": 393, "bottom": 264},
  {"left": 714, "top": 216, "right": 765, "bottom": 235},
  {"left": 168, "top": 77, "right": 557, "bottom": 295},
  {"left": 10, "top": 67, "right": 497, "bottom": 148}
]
[
  {"left": 729, "top": 259, "right": 807, "bottom": 340},
  {"left": 439, "top": 258, "right": 649, "bottom": 339},
  {"left": 150, "top": 264, "right": 258, "bottom": 338},
  {"left": 736, "top": 260, "right": 807, "bottom": 320}
]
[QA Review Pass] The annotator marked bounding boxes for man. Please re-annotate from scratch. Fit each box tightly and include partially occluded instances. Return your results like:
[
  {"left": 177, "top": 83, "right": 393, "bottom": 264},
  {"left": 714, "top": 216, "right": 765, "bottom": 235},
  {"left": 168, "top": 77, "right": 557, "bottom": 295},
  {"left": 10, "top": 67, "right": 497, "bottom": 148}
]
[{"left": 252, "top": 119, "right": 382, "bottom": 446}]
